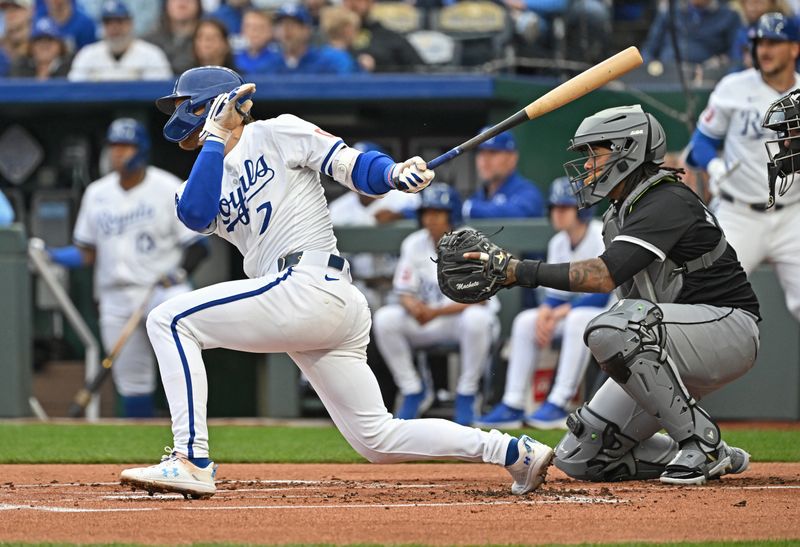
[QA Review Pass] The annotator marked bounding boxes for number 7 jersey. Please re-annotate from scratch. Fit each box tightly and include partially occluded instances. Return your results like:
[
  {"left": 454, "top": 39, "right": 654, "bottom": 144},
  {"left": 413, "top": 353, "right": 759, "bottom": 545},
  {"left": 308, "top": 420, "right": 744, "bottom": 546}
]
[{"left": 177, "top": 114, "right": 347, "bottom": 278}]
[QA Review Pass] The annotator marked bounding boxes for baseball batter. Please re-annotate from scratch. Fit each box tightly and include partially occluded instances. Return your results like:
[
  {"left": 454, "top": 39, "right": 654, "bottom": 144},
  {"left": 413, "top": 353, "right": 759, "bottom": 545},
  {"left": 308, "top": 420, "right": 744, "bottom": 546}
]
[
  {"left": 47, "top": 118, "right": 207, "bottom": 417},
  {"left": 688, "top": 12, "right": 800, "bottom": 321},
  {"left": 438, "top": 105, "right": 758, "bottom": 485},
  {"left": 475, "top": 177, "right": 610, "bottom": 430},
  {"left": 373, "top": 183, "right": 499, "bottom": 426},
  {"left": 119, "top": 66, "right": 553, "bottom": 499}
]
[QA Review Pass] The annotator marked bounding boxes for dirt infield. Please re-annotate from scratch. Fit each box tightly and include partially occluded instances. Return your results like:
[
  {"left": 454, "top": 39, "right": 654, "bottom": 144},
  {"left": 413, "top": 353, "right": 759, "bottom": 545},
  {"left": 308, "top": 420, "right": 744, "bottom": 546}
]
[{"left": 1, "top": 463, "right": 799, "bottom": 545}]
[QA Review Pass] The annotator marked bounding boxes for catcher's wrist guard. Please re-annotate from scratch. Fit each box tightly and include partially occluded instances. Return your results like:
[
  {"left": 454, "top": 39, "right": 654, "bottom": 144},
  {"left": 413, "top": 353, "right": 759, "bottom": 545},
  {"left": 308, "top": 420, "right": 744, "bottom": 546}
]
[{"left": 516, "top": 260, "right": 571, "bottom": 290}]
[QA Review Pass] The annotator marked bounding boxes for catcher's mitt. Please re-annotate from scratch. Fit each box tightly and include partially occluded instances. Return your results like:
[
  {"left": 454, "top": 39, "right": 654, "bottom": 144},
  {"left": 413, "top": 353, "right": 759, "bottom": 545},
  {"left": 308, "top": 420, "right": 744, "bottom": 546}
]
[{"left": 436, "top": 227, "right": 513, "bottom": 304}]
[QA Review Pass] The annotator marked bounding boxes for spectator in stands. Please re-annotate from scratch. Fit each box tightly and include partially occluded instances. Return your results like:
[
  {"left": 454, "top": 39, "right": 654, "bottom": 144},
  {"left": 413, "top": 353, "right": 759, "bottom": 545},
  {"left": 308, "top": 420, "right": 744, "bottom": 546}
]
[
  {"left": 211, "top": 0, "right": 251, "bottom": 35},
  {"left": 262, "top": 3, "right": 356, "bottom": 74},
  {"left": 234, "top": 8, "right": 275, "bottom": 74},
  {"left": 76, "top": 0, "right": 161, "bottom": 37},
  {"left": 342, "top": 0, "right": 422, "bottom": 72},
  {"left": 641, "top": 0, "right": 741, "bottom": 68},
  {"left": 462, "top": 129, "right": 544, "bottom": 219},
  {"left": 11, "top": 16, "right": 71, "bottom": 78},
  {"left": 68, "top": 0, "right": 172, "bottom": 81},
  {"left": 320, "top": 5, "right": 360, "bottom": 61},
  {"left": 303, "top": 0, "right": 329, "bottom": 30},
  {"left": 41, "top": 0, "right": 96, "bottom": 51},
  {"left": 729, "top": 0, "right": 783, "bottom": 72},
  {"left": 192, "top": 17, "right": 234, "bottom": 68},
  {"left": 0, "top": 189, "right": 14, "bottom": 226},
  {"left": 1, "top": 0, "right": 33, "bottom": 76},
  {"left": 145, "top": 0, "right": 203, "bottom": 75}
]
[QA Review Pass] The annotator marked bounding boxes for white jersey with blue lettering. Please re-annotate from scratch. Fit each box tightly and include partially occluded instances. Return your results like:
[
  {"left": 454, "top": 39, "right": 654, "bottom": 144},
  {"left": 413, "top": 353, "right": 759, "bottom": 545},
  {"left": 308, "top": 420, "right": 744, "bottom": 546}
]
[
  {"left": 178, "top": 114, "right": 347, "bottom": 278},
  {"left": 696, "top": 68, "right": 800, "bottom": 204},
  {"left": 543, "top": 219, "right": 605, "bottom": 303}
]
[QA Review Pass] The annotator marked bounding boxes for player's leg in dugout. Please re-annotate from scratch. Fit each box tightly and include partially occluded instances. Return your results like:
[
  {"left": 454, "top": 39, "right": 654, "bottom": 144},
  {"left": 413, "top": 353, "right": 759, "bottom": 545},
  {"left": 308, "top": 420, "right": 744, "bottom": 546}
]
[
  {"left": 554, "top": 301, "right": 759, "bottom": 481},
  {"left": 146, "top": 265, "right": 518, "bottom": 466}
]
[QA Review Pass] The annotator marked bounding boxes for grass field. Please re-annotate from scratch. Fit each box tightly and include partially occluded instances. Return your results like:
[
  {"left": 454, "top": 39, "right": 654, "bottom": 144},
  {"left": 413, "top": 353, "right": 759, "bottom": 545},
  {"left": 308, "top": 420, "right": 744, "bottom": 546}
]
[{"left": 0, "top": 423, "right": 798, "bottom": 464}]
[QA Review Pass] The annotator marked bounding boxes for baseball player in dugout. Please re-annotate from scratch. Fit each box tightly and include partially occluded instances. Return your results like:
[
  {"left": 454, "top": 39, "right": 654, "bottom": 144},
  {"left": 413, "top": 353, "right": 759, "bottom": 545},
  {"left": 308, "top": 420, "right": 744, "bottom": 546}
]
[
  {"left": 687, "top": 11, "right": 800, "bottom": 322},
  {"left": 46, "top": 118, "right": 209, "bottom": 418},
  {"left": 438, "top": 104, "right": 760, "bottom": 485},
  {"left": 474, "top": 177, "right": 611, "bottom": 431},
  {"left": 119, "top": 66, "right": 553, "bottom": 499},
  {"left": 373, "top": 183, "right": 500, "bottom": 426}
]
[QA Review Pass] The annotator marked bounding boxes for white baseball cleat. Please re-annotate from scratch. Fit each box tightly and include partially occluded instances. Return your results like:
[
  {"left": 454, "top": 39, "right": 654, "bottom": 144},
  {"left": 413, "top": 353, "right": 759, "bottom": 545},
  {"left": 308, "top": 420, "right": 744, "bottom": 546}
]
[
  {"left": 120, "top": 447, "right": 217, "bottom": 499},
  {"left": 505, "top": 434, "right": 554, "bottom": 495}
]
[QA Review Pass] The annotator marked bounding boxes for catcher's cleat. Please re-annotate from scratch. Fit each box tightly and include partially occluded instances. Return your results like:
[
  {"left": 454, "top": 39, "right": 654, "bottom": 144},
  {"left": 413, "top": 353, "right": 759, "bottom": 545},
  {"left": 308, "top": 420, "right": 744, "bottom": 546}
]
[
  {"left": 120, "top": 447, "right": 217, "bottom": 498},
  {"left": 660, "top": 440, "right": 736, "bottom": 485},
  {"left": 505, "top": 434, "right": 553, "bottom": 495}
]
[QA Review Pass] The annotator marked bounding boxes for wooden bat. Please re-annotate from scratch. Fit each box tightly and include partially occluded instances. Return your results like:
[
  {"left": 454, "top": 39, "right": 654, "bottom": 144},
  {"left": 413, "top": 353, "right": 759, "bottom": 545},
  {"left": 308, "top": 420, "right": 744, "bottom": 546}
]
[
  {"left": 426, "top": 46, "right": 644, "bottom": 169},
  {"left": 67, "top": 283, "right": 159, "bottom": 418}
]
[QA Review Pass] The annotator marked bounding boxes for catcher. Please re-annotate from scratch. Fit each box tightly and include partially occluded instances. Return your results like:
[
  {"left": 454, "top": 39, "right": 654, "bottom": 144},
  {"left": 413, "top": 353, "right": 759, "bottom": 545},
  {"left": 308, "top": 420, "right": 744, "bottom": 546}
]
[{"left": 438, "top": 105, "right": 760, "bottom": 485}]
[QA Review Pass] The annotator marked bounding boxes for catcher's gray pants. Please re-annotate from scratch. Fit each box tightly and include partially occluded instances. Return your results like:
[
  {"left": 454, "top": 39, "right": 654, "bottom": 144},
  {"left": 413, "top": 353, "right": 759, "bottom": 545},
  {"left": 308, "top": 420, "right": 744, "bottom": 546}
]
[{"left": 559, "top": 304, "right": 759, "bottom": 468}]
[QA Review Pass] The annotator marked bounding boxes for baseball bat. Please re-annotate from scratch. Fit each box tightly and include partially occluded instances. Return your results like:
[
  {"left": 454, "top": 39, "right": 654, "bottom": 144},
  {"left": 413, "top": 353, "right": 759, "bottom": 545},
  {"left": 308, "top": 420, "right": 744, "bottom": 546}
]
[
  {"left": 426, "top": 46, "right": 644, "bottom": 170},
  {"left": 67, "top": 283, "right": 158, "bottom": 418}
]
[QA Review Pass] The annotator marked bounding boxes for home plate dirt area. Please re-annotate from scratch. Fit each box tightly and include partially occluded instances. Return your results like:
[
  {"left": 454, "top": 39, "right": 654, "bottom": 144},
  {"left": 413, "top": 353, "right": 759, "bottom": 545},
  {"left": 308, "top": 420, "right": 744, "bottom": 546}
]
[{"left": 0, "top": 463, "right": 798, "bottom": 545}]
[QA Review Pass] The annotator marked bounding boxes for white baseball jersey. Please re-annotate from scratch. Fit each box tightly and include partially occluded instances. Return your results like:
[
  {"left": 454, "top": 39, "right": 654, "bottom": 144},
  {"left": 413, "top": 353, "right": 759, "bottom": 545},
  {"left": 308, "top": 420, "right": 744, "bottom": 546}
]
[
  {"left": 68, "top": 39, "right": 172, "bottom": 81},
  {"left": 74, "top": 166, "right": 199, "bottom": 308},
  {"left": 543, "top": 219, "right": 605, "bottom": 303},
  {"left": 178, "top": 115, "right": 357, "bottom": 278},
  {"left": 697, "top": 68, "right": 800, "bottom": 204}
]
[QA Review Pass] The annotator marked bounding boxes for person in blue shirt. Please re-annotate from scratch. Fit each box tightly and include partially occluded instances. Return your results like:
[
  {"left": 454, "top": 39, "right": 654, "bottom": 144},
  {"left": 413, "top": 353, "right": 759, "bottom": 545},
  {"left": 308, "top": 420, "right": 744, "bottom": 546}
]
[
  {"left": 38, "top": 0, "right": 96, "bottom": 52},
  {"left": 211, "top": 0, "right": 251, "bottom": 36},
  {"left": 234, "top": 8, "right": 277, "bottom": 75},
  {"left": 462, "top": 129, "right": 544, "bottom": 219},
  {"left": 263, "top": 3, "right": 356, "bottom": 75},
  {"left": 0, "top": 190, "right": 14, "bottom": 226}
]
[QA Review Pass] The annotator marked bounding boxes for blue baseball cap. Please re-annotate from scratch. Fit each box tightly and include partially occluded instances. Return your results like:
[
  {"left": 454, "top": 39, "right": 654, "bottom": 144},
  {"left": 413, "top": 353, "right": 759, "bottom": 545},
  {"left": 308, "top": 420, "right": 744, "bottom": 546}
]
[
  {"left": 275, "top": 3, "right": 312, "bottom": 25},
  {"left": 101, "top": 0, "right": 131, "bottom": 20},
  {"left": 477, "top": 127, "right": 516, "bottom": 152},
  {"left": 30, "top": 17, "right": 62, "bottom": 40}
]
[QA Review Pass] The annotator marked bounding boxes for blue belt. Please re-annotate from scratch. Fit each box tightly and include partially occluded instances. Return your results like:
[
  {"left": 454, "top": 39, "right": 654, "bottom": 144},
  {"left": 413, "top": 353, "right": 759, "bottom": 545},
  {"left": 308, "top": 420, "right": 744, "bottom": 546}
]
[{"left": 277, "top": 251, "right": 346, "bottom": 272}]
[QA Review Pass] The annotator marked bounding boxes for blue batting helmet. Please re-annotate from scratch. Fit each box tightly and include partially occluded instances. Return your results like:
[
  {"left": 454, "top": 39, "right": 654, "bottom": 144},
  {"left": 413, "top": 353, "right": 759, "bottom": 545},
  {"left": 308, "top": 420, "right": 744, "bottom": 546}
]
[
  {"left": 750, "top": 12, "right": 800, "bottom": 70},
  {"left": 107, "top": 118, "right": 150, "bottom": 172},
  {"left": 418, "top": 183, "right": 462, "bottom": 226},
  {"left": 548, "top": 176, "right": 593, "bottom": 223},
  {"left": 156, "top": 66, "right": 246, "bottom": 143}
]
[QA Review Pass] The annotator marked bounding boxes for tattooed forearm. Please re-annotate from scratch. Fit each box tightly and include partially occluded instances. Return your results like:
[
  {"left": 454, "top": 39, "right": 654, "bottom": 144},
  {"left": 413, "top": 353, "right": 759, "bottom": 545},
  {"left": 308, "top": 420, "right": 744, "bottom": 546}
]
[{"left": 569, "top": 258, "right": 616, "bottom": 292}]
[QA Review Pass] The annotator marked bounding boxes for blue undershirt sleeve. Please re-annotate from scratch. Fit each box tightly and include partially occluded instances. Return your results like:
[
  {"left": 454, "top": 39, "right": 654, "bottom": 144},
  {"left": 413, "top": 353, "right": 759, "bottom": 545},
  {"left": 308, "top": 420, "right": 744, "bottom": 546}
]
[
  {"left": 686, "top": 129, "right": 723, "bottom": 169},
  {"left": 572, "top": 292, "right": 610, "bottom": 308},
  {"left": 48, "top": 245, "right": 85, "bottom": 268},
  {"left": 177, "top": 140, "right": 224, "bottom": 231},
  {"left": 352, "top": 150, "right": 395, "bottom": 195},
  {"left": 542, "top": 295, "right": 568, "bottom": 308}
]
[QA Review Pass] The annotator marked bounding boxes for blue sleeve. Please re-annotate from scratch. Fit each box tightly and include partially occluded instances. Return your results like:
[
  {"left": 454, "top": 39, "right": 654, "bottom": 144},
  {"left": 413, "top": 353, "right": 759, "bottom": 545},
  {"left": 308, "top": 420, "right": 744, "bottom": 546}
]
[
  {"left": 0, "top": 191, "right": 14, "bottom": 226},
  {"left": 177, "top": 140, "right": 225, "bottom": 231},
  {"left": 352, "top": 150, "right": 395, "bottom": 195},
  {"left": 467, "top": 185, "right": 544, "bottom": 218},
  {"left": 687, "top": 129, "right": 723, "bottom": 169},
  {"left": 48, "top": 245, "right": 85, "bottom": 268},
  {"left": 542, "top": 295, "right": 568, "bottom": 308},
  {"left": 572, "top": 292, "right": 610, "bottom": 308}
]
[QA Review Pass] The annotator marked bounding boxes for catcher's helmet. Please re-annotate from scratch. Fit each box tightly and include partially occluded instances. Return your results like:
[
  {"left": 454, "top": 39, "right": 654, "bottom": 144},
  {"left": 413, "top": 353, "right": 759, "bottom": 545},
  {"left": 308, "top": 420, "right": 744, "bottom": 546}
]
[
  {"left": 156, "top": 66, "right": 246, "bottom": 143},
  {"left": 418, "top": 183, "right": 462, "bottom": 226},
  {"left": 750, "top": 12, "right": 800, "bottom": 70},
  {"left": 563, "top": 104, "right": 666, "bottom": 208},
  {"left": 762, "top": 88, "right": 800, "bottom": 205},
  {"left": 107, "top": 117, "right": 150, "bottom": 172},
  {"left": 548, "top": 176, "right": 593, "bottom": 222}
]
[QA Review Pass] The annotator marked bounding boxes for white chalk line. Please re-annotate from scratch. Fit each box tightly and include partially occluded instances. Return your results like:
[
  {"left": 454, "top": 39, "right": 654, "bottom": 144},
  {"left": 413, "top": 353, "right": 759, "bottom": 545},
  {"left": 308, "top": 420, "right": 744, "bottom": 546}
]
[{"left": 0, "top": 496, "right": 624, "bottom": 514}]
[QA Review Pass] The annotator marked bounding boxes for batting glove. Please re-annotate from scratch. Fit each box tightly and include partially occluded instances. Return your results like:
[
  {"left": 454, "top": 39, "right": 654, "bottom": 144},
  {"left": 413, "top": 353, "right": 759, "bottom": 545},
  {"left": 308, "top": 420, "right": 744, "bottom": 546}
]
[
  {"left": 199, "top": 83, "right": 256, "bottom": 145},
  {"left": 387, "top": 156, "right": 435, "bottom": 193},
  {"left": 706, "top": 157, "right": 727, "bottom": 197}
]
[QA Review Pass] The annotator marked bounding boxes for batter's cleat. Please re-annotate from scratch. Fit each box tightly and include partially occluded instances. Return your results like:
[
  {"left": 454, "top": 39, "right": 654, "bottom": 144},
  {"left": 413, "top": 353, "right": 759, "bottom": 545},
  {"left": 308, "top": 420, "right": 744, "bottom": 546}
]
[
  {"left": 525, "top": 402, "right": 569, "bottom": 430},
  {"left": 454, "top": 393, "right": 477, "bottom": 426},
  {"left": 473, "top": 403, "right": 524, "bottom": 429},
  {"left": 659, "top": 440, "right": 733, "bottom": 485},
  {"left": 506, "top": 434, "right": 554, "bottom": 495},
  {"left": 120, "top": 448, "right": 217, "bottom": 499},
  {"left": 396, "top": 389, "right": 433, "bottom": 420}
]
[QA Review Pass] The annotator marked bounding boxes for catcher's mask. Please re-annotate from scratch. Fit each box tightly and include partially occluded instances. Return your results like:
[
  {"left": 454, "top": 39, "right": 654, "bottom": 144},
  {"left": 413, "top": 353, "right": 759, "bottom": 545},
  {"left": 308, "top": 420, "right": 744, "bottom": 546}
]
[
  {"left": 762, "top": 89, "right": 800, "bottom": 206},
  {"left": 563, "top": 105, "right": 666, "bottom": 208}
]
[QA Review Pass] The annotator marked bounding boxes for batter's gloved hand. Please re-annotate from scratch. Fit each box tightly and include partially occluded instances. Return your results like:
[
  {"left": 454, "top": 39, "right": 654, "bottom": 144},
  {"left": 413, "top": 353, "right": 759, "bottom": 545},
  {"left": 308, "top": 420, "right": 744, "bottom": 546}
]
[
  {"left": 706, "top": 157, "right": 727, "bottom": 197},
  {"left": 199, "top": 83, "right": 256, "bottom": 145},
  {"left": 159, "top": 268, "right": 187, "bottom": 288},
  {"left": 387, "top": 156, "right": 434, "bottom": 193},
  {"left": 436, "top": 227, "right": 513, "bottom": 304}
]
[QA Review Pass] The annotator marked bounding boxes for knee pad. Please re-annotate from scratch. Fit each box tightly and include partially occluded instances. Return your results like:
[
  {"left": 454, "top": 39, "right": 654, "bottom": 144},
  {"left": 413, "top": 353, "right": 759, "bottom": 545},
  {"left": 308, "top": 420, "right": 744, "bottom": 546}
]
[{"left": 554, "top": 405, "right": 665, "bottom": 481}]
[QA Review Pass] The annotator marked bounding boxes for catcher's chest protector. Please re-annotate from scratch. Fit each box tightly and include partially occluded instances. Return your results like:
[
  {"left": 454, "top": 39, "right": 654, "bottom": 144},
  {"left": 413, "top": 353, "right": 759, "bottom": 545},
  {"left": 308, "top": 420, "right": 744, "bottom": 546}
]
[{"left": 602, "top": 172, "right": 684, "bottom": 303}]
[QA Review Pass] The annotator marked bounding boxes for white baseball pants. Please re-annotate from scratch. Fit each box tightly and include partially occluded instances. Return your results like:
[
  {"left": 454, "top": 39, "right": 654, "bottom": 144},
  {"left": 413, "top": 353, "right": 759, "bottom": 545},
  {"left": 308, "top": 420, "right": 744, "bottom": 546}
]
[
  {"left": 372, "top": 304, "right": 499, "bottom": 396},
  {"left": 146, "top": 254, "right": 512, "bottom": 465}
]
